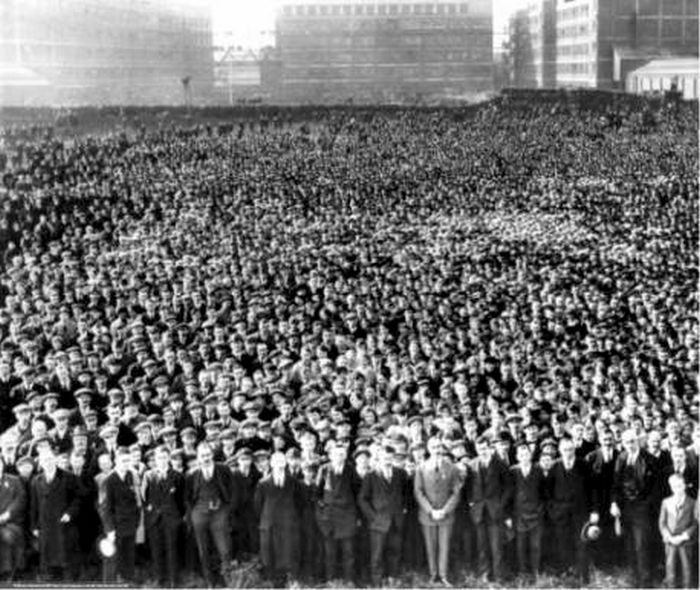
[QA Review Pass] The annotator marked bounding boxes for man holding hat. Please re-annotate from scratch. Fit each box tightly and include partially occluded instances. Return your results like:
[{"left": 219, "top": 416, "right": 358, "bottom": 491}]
[{"left": 102, "top": 447, "right": 141, "bottom": 584}]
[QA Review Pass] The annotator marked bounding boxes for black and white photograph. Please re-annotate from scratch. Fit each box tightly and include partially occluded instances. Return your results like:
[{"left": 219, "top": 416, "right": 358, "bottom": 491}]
[{"left": 0, "top": 0, "right": 697, "bottom": 588}]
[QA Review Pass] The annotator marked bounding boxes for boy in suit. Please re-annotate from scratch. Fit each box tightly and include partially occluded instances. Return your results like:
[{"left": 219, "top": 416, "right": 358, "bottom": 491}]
[{"left": 658, "top": 474, "right": 697, "bottom": 588}]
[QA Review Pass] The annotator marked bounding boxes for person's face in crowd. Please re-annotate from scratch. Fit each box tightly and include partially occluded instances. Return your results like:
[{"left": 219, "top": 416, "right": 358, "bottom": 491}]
[
  {"left": 40, "top": 450, "right": 57, "bottom": 473},
  {"left": 647, "top": 430, "right": 662, "bottom": 453},
  {"left": 70, "top": 453, "right": 85, "bottom": 473},
  {"left": 73, "top": 434, "right": 87, "bottom": 453},
  {"left": 622, "top": 431, "right": 639, "bottom": 456},
  {"left": 155, "top": 448, "right": 170, "bottom": 472},
  {"left": 329, "top": 444, "right": 346, "bottom": 468},
  {"left": 270, "top": 452, "right": 286, "bottom": 476},
  {"left": 31, "top": 419, "right": 47, "bottom": 439},
  {"left": 668, "top": 471, "right": 687, "bottom": 497},
  {"left": 671, "top": 446, "right": 686, "bottom": 469},
  {"left": 560, "top": 439, "right": 575, "bottom": 463},
  {"left": 197, "top": 445, "right": 214, "bottom": 470}
]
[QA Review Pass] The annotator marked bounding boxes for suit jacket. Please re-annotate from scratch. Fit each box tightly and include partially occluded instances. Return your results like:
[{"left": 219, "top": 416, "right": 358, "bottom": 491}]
[
  {"left": 142, "top": 468, "right": 185, "bottom": 528},
  {"left": 611, "top": 450, "right": 655, "bottom": 512},
  {"left": 509, "top": 465, "right": 547, "bottom": 532},
  {"left": 185, "top": 462, "right": 236, "bottom": 513},
  {"left": 315, "top": 462, "right": 360, "bottom": 539},
  {"left": 0, "top": 473, "right": 26, "bottom": 526},
  {"left": 359, "top": 466, "right": 409, "bottom": 532},
  {"left": 102, "top": 470, "right": 141, "bottom": 536},
  {"left": 414, "top": 459, "right": 463, "bottom": 526},
  {"left": 586, "top": 448, "right": 618, "bottom": 518},
  {"left": 231, "top": 466, "right": 261, "bottom": 526},
  {"left": 30, "top": 469, "right": 81, "bottom": 567},
  {"left": 254, "top": 473, "right": 303, "bottom": 531},
  {"left": 658, "top": 495, "right": 697, "bottom": 545},
  {"left": 548, "top": 459, "right": 591, "bottom": 522},
  {"left": 467, "top": 456, "right": 513, "bottom": 524}
]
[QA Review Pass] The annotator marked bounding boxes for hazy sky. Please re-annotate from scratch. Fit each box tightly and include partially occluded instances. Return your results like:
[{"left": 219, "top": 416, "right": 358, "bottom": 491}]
[{"left": 212, "top": 0, "right": 525, "bottom": 49}]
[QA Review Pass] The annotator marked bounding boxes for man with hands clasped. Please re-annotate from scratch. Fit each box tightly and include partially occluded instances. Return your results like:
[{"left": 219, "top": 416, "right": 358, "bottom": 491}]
[{"left": 414, "top": 437, "right": 463, "bottom": 587}]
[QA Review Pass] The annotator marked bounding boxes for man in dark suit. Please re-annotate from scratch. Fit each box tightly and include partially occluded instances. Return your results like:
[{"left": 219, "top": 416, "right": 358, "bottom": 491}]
[
  {"left": 30, "top": 448, "right": 81, "bottom": 581},
  {"left": 185, "top": 441, "right": 237, "bottom": 588},
  {"left": 586, "top": 428, "right": 620, "bottom": 568},
  {"left": 610, "top": 429, "right": 657, "bottom": 587},
  {"left": 253, "top": 451, "right": 304, "bottom": 585},
  {"left": 0, "top": 455, "right": 25, "bottom": 582},
  {"left": 509, "top": 442, "right": 547, "bottom": 578},
  {"left": 358, "top": 444, "right": 410, "bottom": 586},
  {"left": 102, "top": 447, "right": 141, "bottom": 584},
  {"left": 468, "top": 435, "right": 513, "bottom": 583},
  {"left": 230, "top": 447, "right": 261, "bottom": 558},
  {"left": 315, "top": 442, "right": 360, "bottom": 584},
  {"left": 141, "top": 445, "right": 185, "bottom": 588},
  {"left": 548, "top": 437, "right": 593, "bottom": 584}
]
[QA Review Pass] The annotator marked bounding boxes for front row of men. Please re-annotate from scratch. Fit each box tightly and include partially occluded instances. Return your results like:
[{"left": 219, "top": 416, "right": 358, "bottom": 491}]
[{"left": 0, "top": 429, "right": 696, "bottom": 588}]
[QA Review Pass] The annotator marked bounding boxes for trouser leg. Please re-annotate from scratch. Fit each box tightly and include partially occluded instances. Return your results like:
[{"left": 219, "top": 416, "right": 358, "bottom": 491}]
[{"left": 421, "top": 525, "right": 438, "bottom": 579}]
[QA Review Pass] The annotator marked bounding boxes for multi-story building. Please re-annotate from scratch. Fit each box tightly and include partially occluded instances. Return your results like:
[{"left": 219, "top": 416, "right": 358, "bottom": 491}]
[
  {"left": 0, "top": 0, "right": 213, "bottom": 105},
  {"left": 275, "top": 0, "right": 493, "bottom": 103},
  {"left": 510, "top": 0, "right": 698, "bottom": 90},
  {"left": 510, "top": 0, "right": 556, "bottom": 88},
  {"left": 556, "top": 0, "right": 698, "bottom": 89}
]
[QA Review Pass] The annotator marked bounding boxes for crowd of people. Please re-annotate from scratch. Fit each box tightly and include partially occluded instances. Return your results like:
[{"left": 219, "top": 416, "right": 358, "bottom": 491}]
[{"left": 0, "top": 95, "right": 697, "bottom": 589}]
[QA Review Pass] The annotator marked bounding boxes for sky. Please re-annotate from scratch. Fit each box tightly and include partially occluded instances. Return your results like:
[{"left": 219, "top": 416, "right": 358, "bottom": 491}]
[{"left": 211, "top": 0, "right": 526, "bottom": 50}]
